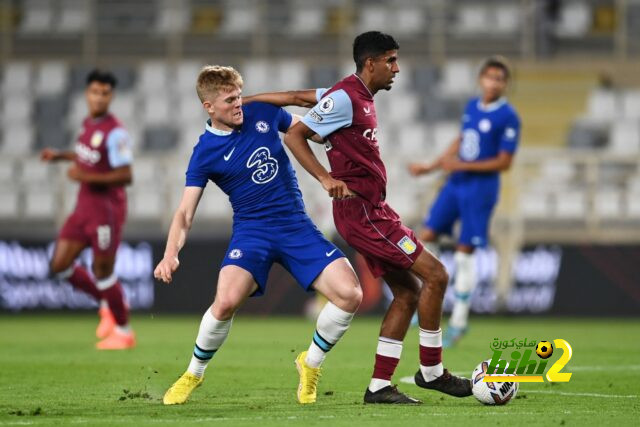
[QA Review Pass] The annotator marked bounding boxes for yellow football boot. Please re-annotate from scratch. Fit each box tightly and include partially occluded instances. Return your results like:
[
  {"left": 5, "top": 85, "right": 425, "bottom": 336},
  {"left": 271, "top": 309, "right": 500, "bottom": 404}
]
[
  {"left": 163, "top": 372, "right": 203, "bottom": 405},
  {"left": 295, "top": 351, "right": 321, "bottom": 404}
]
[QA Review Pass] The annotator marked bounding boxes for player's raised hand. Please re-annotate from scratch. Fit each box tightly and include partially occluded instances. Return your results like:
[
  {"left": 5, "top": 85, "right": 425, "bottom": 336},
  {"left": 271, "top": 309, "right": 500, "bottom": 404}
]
[
  {"left": 320, "top": 176, "right": 355, "bottom": 199},
  {"left": 40, "top": 148, "right": 58, "bottom": 162},
  {"left": 154, "top": 256, "right": 180, "bottom": 284}
]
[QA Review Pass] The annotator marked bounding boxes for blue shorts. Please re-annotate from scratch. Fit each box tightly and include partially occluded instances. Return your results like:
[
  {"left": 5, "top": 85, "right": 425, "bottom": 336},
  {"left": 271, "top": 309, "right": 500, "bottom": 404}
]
[
  {"left": 424, "top": 178, "right": 498, "bottom": 247},
  {"left": 221, "top": 217, "right": 345, "bottom": 296}
]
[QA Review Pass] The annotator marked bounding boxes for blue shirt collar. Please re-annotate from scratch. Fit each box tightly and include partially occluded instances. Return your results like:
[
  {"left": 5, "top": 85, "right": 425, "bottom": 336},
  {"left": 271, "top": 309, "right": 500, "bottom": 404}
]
[
  {"left": 205, "top": 119, "right": 233, "bottom": 136},
  {"left": 477, "top": 97, "right": 507, "bottom": 112}
]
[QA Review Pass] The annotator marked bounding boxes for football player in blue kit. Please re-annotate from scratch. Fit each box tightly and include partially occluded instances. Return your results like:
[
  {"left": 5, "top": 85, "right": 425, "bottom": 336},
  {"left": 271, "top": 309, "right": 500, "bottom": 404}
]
[
  {"left": 155, "top": 65, "right": 362, "bottom": 405},
  {"left": 408, "top": 56, "right": 521, "bottom": 347}
]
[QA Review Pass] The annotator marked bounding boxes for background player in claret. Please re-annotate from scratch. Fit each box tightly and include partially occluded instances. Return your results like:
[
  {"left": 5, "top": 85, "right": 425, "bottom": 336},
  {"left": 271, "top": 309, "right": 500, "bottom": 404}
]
[
  {"left": 155, "top": 66, "right": 362, "bottom": 406},
  {"left": 40, "top": 69, "right": 136, "bottom": 350},
  {"left": 408, "top": 56, "right": 521, "bottom": 348},
  {"left": 253, "top": 31, "right": 473, "bottom": 404}
]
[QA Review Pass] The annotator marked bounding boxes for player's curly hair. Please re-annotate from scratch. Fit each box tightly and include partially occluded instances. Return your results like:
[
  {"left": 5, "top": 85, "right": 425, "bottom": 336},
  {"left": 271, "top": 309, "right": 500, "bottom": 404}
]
[
  {"left": 196, "top": 65, "right": 244, "bottom": 102},
  {"left": 479, "top": 56, "right": 512, "bottom": 81}
]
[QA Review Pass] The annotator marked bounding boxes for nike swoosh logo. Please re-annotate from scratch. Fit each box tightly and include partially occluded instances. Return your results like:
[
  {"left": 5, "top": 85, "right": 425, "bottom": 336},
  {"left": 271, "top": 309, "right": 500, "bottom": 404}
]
[
  {"left": 325, "top": 249, "right": 337, "bottom": 257},
  {"left": 223, "top": 147, "right": 236, "bottom": 161}
]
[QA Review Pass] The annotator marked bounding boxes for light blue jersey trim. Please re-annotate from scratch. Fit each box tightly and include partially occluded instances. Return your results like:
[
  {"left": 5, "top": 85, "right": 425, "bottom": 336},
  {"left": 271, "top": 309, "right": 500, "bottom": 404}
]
[
  {"left": 106, "top": 127, "right": 132, "bottom": 168},
  {"left": 302, "top": 89, "right": 353, "bottom": 139},
  {"left": 316, "top": 88, "right": 328, "bottom": 101},
  {"left": 205, "top": 119, "right": 233, "bottom": 136},
  {"left": 477, "top": 97, "right": 507, "bottom": 112}
]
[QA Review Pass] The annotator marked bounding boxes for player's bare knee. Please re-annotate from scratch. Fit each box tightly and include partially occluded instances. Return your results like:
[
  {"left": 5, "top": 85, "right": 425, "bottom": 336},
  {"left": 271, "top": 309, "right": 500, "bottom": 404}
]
[
  {"left": 428, "top": 263, "right": 449, "bottom": 294},
  {"left": 49, "top": 259, "right": 70, "bottom": 275},
  {"left": 343, "top": 284, "right": 363, "bottom": 312},
  {"left": 211, "top": 298, "right": 239, "bottom": 320}
]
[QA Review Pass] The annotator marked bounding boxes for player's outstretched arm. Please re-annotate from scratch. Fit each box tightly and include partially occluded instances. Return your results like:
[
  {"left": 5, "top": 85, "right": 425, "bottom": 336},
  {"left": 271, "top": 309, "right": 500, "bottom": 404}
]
[
  {"left": 442, "top": 151, "right": 514, "bottom": 173},
  {"left": 284, "top": 121, "right": 354, "bottom": 199},
  {"left": 408, "top": 135, "right": 461, "bottom": 176},
  {"left": 243, "top": 90, "right": 319, "bottom": 108},
  {"left": 67, "top": 164, "right": 132, "bottom": 186},
  {"left": 154, "top": 186, "right": 204, "bottom": 284},
  {"left": 40, "top": 148, "right": 76, "bottom": 162}
]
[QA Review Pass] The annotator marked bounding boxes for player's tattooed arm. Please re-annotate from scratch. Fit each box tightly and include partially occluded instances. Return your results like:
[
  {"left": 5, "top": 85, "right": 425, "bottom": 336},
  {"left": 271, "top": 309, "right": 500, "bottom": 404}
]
[
  {"left": 284, "top": 121, "right": 355, "bottom": 199},
  {"left": 67, "top": 165, "right": 132, "bottom": 186},
  {"left": 40, "top": 148, "right": 76, "bottom": 162},
  {"left": 243, "top": 90, "right": 319, "bottom": 108}
]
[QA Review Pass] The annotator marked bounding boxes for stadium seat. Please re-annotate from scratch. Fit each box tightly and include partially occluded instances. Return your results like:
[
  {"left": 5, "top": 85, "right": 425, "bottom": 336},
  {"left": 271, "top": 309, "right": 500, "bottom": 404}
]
[
  {"left": 357, "top": 6, "right": 388, "bottom": 33},
  {"left": 397, "top": 124, "right": 432, "bottom": 159},
  {"left": 308, "top": 64, "right": 339, "bottom": 89},
  {"left": 593, "top": 188, "right": 623, "bottom": 218},
  {"left": 34, "top": 127, "right": 70, "bottom": 151},
  {"left": 439, "top": 60, "right": 475, "bottom": 97},
  {"left": 143, "top": 126, "right": 178, "bottom": 151},
  {"left": 177, "top": 95, "right": 207, "bottom": 127},
  {"left": 393, "top": 7, "right": 427, "bottom": 36},
  {"left": 218, "top": 3, "right": 257, "bottom": 36},
  {"left": 2, "top": 94, "right": 33, "bottom": 123},
  {"left": 0, "top": 159, "right": 14, "bottom": 183},
  {"left": 24, "top": 188, "right": 56, "bottom": 219},
  {"left": 413, "top": 63, "right": 440, "bottom": 94},
  {"left": 133, "top": 157, "right": 160, "bottom": 185},
  {"left": 289, "top": 6, "right": 326, "bottom": 36},
  {"left": 626, "top": 191, "right": 640, "bottom": 218},
  {"left": 519, "top": 191, "right": 551, "bottom": 218},
  {"left": 494, "top": 5, "right": 520, "bottom": 34},
  {"left": 18, "top": 0, "right": 53, "bottom": 34},
  {"left": 608, "top": 120, "right": 640, "bottom": 155},
  {"left": 621, "top": 90, "right": 640, "bottom": 120},
  {"left": 155, "top": 0, "right": 190, "bottom": 34},
  {"left": 57, "top": 0, "right": 90, "bottom": 33},
  {"left": 1, "top": 125, "right": 34, "bottom": 156},
  {"left": 35, "top": 62, "right": 69, "bottom": 96},
  {"left": 586, "top": 90, "right": 619, "bottom": 122},
  {"left": 540, "top": 158, "right": 576, "bottom": 184},
  {"left": 20, "top": 158, "right": 52, "bottom": 184},
  {"left": 175, "top": 61, "right": 202, "bottom": 94},
  {"left": 110, "top": 92, "right": 137, "bottom": 124},
  {"left": 273, "top": 60, "right": 307, "bottom": 92},
  {"left": 36, "top": 94, "right": 68, "bottom": 123},
  {"left": 555, "top": 1, "right": 591, "bottom": 38},
  {"left": 1, "top": 62, "right": 32, "bottom": 96},
  {"left": 198, "top": 189, "right": 233, "bottom": 220},
  {"left": 432, "top": 121, "right": 460, "bottom": 153},
  {"left": 455, "top": 5, "right": 488, "bottom": 35},
  {"left": 0, "top": 188, "right": 19, "bottom": 219},
  {"left": 141, "top": 95, "right": 172, "bottom": 126},
  {"left": 137, "top": 62, "right": 170, "bottom": 95},
  {"left": 385, "top": 91, "right": 419, "bottom": 125},
  {"left": 554, "top": 190, "right": 586, "bottom": 218},
  {"left": 130, "top": 187, "right": 164, "bottom": 220},
  {"left": 567, "top": 119, "right": 608, "bottom": 149},
  {"left": 240, "top": 60, "right": 271, "bottom": 96}
]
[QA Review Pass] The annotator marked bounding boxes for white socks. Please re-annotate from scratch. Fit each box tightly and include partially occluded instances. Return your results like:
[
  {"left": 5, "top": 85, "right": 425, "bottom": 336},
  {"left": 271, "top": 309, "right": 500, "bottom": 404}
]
[
  {"left": 187, "top": 310, "right": 232, "bottom": 378},
  {"left": 305, "top": 302, "right": 355, "bottom": 368},
  {"left": 449, "top": 251, "right": 476, "bottom": 330}
]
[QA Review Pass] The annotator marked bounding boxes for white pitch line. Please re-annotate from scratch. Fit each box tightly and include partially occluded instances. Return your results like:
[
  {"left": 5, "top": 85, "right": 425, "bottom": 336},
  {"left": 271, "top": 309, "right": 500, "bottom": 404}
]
[{"left": 524, "top": 390, "right": 637, "bottom": 399}]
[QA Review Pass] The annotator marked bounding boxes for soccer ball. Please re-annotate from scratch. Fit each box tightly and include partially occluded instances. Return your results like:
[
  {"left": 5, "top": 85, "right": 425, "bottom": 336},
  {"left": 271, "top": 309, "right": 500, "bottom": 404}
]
[
  {"left": 536, "top": 341, "right": 553, "bottom": 359},
  {"left": 471, "top": 359, "right": 519, "bottom": 405}
]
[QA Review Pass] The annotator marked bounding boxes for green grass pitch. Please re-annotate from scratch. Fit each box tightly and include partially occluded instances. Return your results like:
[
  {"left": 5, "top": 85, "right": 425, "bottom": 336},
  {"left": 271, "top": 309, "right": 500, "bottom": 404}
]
[{"left": 1, "top": 314, "right": 639, "bottom": 426}]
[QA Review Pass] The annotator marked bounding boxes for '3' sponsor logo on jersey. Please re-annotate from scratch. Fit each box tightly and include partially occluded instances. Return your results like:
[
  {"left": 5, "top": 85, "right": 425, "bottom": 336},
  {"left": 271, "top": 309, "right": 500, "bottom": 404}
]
[{"left": 246, "top": 146, "right": 279, "bottom": 184}]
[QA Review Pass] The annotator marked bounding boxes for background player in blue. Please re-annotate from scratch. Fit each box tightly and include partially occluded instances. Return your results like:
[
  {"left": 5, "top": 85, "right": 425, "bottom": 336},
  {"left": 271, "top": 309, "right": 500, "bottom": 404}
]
[
  {"left": 154, "top": 65, "right": 362, "bottom": 405},
  {"left": 408, "top": 56, "right": 521, "bottom": 347}
]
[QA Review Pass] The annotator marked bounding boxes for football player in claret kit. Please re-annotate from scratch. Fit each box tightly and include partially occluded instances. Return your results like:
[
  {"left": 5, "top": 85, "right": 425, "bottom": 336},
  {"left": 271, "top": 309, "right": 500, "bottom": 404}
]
[
  {"left": 251, "top": 31, "right": 473, "bottom": 403},
  {"left": 156, "top": 65, "right": 362, "bottom": 406},
  {"left": 40, "top": 69, "right": 135, "bottom": 350},
  {"left": 408, "top": 56, "right": 521, "bottom": 347}
]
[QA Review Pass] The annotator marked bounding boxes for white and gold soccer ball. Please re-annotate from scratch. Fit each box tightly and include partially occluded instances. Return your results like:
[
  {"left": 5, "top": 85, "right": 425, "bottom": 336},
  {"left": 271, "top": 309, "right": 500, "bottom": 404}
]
[{"left": 471, "top": 359, "right": 519, "bottom": 405}]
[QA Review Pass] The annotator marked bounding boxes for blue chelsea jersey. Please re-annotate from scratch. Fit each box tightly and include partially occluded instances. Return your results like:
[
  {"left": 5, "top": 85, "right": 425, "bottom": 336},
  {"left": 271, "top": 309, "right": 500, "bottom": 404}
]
[
  {"left": 185, "top": 102, "right": 307, "bottom": 223},
  {"left": 454, "top": 96, "right": 521, "bottom": 182}
]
